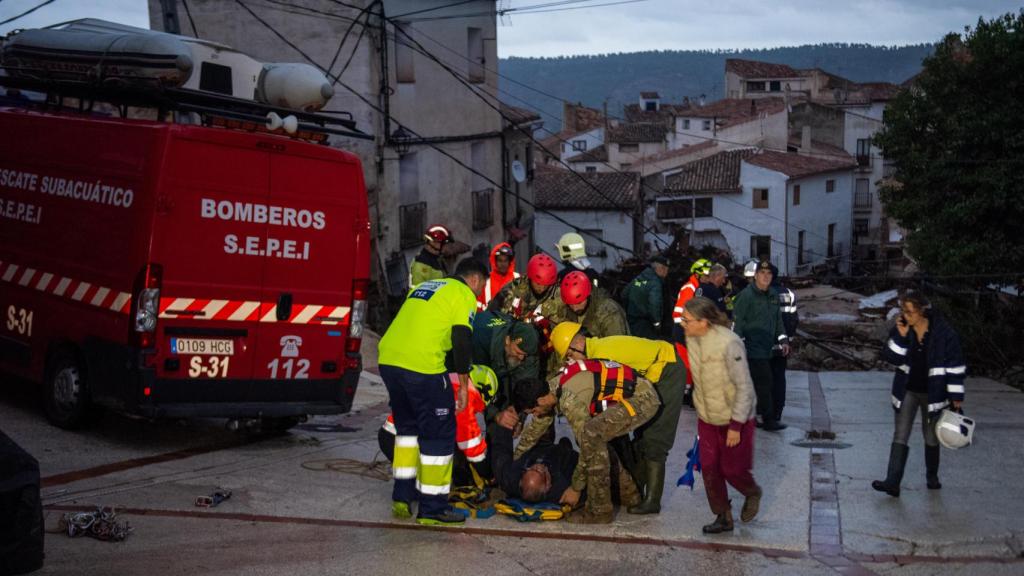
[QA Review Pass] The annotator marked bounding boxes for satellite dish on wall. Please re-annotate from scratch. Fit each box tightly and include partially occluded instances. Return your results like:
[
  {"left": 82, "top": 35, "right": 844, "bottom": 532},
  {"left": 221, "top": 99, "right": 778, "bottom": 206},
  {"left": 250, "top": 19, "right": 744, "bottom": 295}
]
[{"left": 512, "top": 160, "right": 527, "bottom": 183}]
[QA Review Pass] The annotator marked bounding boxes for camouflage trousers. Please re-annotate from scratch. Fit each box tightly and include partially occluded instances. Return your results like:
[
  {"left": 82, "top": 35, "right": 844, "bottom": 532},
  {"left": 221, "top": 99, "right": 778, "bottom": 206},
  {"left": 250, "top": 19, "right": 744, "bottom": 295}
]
[{"left": 580, "top": 387, "right": 660, "bottom": 515}]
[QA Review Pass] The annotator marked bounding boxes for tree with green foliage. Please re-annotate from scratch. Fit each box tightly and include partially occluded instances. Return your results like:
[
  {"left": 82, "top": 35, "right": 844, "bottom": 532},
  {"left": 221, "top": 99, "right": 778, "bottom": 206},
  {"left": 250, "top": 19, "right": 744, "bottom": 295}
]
[{"left": 874, "top": 12, "right": 1024, "bottom": 282}]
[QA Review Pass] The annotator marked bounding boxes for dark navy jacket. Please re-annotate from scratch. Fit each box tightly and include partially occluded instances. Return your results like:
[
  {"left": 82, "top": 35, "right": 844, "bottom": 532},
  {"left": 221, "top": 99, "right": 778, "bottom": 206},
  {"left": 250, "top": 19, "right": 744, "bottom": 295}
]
[
  {"left": 491, "top": 424, "right": 577, "bottom": 503},
  {"left": 882, "top": 311, "right": 966, "bottom": 414}
]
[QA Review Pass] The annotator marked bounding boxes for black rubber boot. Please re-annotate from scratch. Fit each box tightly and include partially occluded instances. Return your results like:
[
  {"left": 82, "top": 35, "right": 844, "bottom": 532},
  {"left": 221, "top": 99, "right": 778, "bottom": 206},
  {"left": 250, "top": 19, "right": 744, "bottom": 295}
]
[
  {"left": 628, "top": 460, "right": 664, "bottom": 514},
  {"left": 872, "top": 442, "right": 909, "bottom": 497},
  {"left": 925, "top": 445, "right": 942, "bottom": 489},
  {"left": 702, "top": 509, "right": 734, "bottom": 534}
]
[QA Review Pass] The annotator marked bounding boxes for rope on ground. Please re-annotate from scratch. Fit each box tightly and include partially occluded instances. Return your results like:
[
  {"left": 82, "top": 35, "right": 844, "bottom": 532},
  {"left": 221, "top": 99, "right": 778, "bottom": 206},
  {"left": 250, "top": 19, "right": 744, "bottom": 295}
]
[
  {"left": 52, "top": 507, "right": 133, "bottom": 542},
  {"left": 301, "top": 452, "right": 392, "bottom": 481}
]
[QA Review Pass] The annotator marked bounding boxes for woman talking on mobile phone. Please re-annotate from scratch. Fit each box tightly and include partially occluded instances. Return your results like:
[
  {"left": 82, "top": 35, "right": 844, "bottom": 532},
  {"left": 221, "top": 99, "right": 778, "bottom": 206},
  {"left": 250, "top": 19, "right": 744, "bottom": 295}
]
[{"left": 872, "top": 290, "right": 967, "bottom": 497}]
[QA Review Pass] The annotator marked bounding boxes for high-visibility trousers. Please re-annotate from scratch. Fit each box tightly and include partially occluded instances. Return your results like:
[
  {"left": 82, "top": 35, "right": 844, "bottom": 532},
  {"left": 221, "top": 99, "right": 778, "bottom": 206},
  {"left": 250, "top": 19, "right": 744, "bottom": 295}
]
[{"left": 379, "top": 365, "right": 457, "bottom": 517}]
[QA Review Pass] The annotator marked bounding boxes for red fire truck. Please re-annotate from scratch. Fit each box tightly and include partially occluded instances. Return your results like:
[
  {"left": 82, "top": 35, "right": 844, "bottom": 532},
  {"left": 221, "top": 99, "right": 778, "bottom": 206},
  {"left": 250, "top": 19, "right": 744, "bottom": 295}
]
[{"left": 0, "top": 98, "right": 372, "bottom": 429}]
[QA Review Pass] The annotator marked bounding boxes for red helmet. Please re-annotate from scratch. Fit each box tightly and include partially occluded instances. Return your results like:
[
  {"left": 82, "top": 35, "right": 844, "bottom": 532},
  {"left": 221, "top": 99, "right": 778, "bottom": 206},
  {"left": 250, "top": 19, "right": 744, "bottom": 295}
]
[
  {"left": 527, "top": 254, "right": 558, "bottom": 287},
  {"left": 560, "top": 271, "right": 592, "bottom": 305},
  {"left": 424, "top": 225, "right": 452, "bottom": 244}
]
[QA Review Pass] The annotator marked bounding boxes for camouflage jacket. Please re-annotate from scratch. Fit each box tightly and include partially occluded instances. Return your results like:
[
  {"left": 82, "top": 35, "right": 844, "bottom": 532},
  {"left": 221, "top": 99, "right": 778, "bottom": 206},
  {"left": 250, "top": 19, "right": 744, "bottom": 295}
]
[
  {"left": 568, "top": 288, "right": 629, "bottom": 338},
  {"left": 491, "top": 277, "right": 568, "bottom": 326}
]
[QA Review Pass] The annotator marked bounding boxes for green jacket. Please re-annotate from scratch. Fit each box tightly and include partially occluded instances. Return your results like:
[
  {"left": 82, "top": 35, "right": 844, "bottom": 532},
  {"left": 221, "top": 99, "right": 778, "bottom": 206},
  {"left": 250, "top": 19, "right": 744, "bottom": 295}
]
[
  {"left": 568, "top": 288, "right": 629, "bottom": 338},
  {"left": 732, "top": 283, "right": 786, "bottom": 360},
  {"left": 623, "top": 266, "right": 663, "bottom": 339},
  {"left": 471, "top": 310, "right": 539, "bottom": 414},
  {"left": 493, "top": 276, "right": 566, "bottom": 324}
]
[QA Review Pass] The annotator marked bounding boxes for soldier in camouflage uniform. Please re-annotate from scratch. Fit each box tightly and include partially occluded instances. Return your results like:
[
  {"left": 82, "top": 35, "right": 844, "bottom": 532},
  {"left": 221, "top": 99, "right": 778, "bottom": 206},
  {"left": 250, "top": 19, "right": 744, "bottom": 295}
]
[
  {"left": 522, "top": 361, "right": 660, "bottom": 523},
  {"left": 560, "top": 271, "right": 629, "bottom": 338}
]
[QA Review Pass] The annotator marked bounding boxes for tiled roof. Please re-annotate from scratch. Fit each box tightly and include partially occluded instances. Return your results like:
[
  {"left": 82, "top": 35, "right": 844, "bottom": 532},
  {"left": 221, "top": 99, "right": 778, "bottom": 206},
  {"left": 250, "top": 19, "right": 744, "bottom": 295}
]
[
  {"left": 678, "top": 97, "right": 787, "bottom": 128},
  {"left": 643, "top": 140, "right": 717, "bottom": 164},
  {"left": 567, "top": 144, "right": 608, "bottom": 163},
  {"left": 535, "top": 170, "right": 639, "bottom": 210},
  {"left": 785, "top": 137, "right": 853, "bottom": 160},
  {"left": 745, "top": 150, "right": 857, "bottom": 179},
  {"left": 640, "top": 91, "right": 660, "bottom": 99},
  {"left": 726, "top": 59, "right": 801, "bottom": 79},
  {"left": 501, "top": 103, "right": 541, "bottom": 125},
  {"left": 623, "top": 102, "right": 692, "bottom": 124},
  {"left": 563, "top": 102, "right": 605, "bottom": 132},
  {"left": 607, "top": 122, "right": 668, "bottom": 143},
  {"left": 664, "top": 148, "right": 757, "bottom": 194}
]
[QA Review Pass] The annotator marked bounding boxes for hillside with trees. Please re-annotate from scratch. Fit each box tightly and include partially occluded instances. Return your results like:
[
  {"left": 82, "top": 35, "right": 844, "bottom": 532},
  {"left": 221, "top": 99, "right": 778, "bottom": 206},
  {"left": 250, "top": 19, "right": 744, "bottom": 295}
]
[{"left": 499, "top": 44, "right": 934, "bottom": 125}]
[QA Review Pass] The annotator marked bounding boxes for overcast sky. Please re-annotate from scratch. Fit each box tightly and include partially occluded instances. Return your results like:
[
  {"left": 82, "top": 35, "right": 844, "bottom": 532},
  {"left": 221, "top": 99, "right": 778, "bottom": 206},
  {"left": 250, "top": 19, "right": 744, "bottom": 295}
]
[{"left": 1, "top": 0, "right": 1021, "bottom": 56}]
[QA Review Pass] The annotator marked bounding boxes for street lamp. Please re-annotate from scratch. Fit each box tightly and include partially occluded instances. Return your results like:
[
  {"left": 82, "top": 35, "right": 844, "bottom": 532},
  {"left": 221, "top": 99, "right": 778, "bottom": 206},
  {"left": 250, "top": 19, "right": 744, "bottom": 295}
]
[{"left": 391, "top": 126, "right": 412, "bottom": 155}]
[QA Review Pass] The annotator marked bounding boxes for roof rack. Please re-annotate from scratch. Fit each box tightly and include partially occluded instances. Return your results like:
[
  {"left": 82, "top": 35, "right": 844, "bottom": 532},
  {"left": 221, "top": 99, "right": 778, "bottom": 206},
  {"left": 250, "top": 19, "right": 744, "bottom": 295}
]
[{"left": 0, "top": 69, "right": 374, "bottom": 141}]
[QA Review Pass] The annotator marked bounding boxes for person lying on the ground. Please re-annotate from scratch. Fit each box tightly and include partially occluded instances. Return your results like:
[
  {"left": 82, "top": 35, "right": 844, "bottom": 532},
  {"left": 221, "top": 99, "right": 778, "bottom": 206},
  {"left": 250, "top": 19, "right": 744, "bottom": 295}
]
[{"left": 490, "top": 405, "right": 578, "bottom": 504}]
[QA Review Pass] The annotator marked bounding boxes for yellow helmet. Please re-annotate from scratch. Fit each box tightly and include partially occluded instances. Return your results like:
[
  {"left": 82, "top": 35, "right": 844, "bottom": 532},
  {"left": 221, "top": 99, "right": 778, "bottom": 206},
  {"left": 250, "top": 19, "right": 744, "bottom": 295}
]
[
  {"left": 550, "top": 321, "right": 583, "bottom": 358},
  {"left": 469, "top": 364, "right": 499, "bottom": 406}
]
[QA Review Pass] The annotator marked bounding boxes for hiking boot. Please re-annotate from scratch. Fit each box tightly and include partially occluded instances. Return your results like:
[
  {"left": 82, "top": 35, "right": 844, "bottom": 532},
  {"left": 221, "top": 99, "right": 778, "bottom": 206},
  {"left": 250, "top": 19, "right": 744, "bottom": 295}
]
[
  {"left": 702, "top": 510, "right": 734, "bottom": 534},
  {"left": 391, "top": 501, "right": 412, "bottom": 519},
  {"left": 416, "top": 509, "right": 466, "bottom": 526},
  {"left": 567, "top": 508, "right": 614, "bottom": 524},
  {"left": 740, "top": 486, "right": 762, "bottom": 523},
  {"left": 871, "top": 442, "right": 909, "bottom": 498}
]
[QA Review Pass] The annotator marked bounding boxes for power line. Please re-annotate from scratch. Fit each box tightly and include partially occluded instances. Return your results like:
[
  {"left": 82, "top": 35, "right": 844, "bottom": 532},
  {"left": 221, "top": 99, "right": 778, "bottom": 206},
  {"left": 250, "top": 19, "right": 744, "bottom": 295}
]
[
  {"left": 231, "top": 0, "right": 638, "bottom": 257},
  {"left": 0, "top": 0, "right": 57, "bottom": 27},
  {"left": 388, "top": 20, "right": 671, "bottom": 251},
  {"left": 325, "top": 0, "right": 376, "bottom": 77},
  {"left": 390, "top": 0, "right": 480, "bottom": 19},
  {"left": 231, "top": 0, "right": 896, "bottom": 266},
  {"left": 400, "top": 0, "right": 648, "bottom": 21},
  {"left": 389, "top": 23, "right": 843, "bottom": 248},
  {"left": 181, "top": 0, "right": 200, "bottom": 38}
]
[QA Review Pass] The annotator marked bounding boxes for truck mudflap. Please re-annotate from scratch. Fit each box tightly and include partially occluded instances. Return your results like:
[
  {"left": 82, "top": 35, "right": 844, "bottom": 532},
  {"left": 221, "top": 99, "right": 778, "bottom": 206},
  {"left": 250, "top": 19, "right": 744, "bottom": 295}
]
[{"left": 134, "top": 366, "right": 361, "bottom": 419}]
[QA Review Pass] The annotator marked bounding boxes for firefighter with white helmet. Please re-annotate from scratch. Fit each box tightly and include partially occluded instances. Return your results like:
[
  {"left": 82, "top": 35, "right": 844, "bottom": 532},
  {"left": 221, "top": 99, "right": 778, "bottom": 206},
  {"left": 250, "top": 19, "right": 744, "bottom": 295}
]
[{"left": 555, "top": 232, "right": 601, "bottom": 287}]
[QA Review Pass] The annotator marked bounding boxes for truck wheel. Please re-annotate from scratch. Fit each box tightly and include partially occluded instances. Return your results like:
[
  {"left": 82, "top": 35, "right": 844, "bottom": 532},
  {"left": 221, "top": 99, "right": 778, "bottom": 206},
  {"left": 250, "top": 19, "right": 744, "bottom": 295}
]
[{"left": 44, "top": 350, "right": 92, "bottom": 429}]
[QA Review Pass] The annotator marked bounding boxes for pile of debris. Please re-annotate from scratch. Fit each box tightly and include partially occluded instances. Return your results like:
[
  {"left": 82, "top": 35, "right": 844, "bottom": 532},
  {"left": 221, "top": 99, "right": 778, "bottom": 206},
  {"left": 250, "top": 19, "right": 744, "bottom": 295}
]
[{"left": 789, "top": 286, "right": 899, "bottom": 372}]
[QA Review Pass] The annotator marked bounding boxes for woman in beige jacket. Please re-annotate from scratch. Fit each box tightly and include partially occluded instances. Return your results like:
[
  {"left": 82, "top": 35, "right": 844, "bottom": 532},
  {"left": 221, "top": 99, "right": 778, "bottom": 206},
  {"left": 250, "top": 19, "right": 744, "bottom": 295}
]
[{"left": 682, "top": 297, "right": 762, "bottom": 534}]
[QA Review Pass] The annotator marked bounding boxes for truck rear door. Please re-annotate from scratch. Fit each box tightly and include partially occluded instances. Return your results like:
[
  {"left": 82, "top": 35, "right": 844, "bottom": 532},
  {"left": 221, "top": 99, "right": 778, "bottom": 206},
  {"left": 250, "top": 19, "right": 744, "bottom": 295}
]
[{"left": 253, "top": 144, "right": 367, "bottom": 389}]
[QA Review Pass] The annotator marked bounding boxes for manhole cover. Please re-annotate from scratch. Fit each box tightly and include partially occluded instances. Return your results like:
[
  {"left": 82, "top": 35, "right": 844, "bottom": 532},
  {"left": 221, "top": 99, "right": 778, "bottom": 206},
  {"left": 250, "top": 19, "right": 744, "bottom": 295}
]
[{"left": 294, "top": 424, "right": 359, "bottom": 433}]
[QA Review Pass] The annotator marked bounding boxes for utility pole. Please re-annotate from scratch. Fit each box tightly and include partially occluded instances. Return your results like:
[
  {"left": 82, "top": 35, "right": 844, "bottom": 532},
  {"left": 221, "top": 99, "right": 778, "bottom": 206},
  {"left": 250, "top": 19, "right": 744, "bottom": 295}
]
[{"left": 159, "top": 0, "right": 181, "bottom": 35}]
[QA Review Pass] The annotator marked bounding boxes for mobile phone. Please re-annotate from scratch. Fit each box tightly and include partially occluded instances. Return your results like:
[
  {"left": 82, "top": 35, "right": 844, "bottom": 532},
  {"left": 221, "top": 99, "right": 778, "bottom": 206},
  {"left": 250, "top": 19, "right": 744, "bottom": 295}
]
[{"left": 898, "top": 315, "right": 908, "bottom": 327}]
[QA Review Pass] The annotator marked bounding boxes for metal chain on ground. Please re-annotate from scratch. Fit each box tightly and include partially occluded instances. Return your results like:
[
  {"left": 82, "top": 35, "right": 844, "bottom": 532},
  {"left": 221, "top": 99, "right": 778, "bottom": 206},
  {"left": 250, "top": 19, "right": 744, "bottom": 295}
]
[
  {"left": 56, "top": 506, "right": 133, "bottom": 542},
  {"left": 301, "top": 452, "right": 392, "bottom": 481}
]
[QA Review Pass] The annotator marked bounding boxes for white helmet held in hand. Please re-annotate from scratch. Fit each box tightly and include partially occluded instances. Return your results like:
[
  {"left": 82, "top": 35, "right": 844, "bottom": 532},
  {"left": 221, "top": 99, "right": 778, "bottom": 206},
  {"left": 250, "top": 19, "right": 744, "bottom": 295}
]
[{"left": 935, "top": 409, "right": 975, "bottom": 450}]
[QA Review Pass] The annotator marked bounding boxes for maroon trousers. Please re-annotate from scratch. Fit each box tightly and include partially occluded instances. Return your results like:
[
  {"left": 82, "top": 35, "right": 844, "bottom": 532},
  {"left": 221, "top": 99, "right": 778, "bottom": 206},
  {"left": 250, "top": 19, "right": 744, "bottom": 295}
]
[{"left": 698, "top": 418, "right": 760, "bottom": 515}]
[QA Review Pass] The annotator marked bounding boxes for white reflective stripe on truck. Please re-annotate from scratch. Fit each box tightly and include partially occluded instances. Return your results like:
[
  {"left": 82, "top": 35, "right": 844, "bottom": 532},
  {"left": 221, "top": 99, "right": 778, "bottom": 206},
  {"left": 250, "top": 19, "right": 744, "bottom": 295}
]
[
  {"left": 158, "top": 296, "right": 349, "bottom": 325},
  {"left": 0, "top": 259, "right": 132, "bottom": 314}
]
